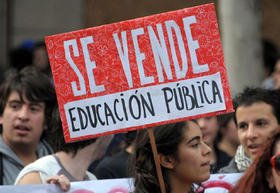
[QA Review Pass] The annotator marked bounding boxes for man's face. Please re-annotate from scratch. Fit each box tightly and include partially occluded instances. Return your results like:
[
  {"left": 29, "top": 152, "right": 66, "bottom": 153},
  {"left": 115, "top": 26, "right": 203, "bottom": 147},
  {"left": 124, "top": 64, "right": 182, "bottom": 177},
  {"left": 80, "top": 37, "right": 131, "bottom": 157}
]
[
  {"left": 0, "top": 91, "right": 47, "bottom": 149},
  {"left": 236, "top": 102, "right": 279, "bottom": 160}
]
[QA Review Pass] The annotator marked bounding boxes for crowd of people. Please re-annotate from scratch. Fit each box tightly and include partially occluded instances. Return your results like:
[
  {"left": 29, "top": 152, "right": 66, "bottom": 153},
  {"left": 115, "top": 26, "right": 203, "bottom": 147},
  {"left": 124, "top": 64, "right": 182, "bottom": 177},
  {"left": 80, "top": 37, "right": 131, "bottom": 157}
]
[{"left": 1, "top": 38, "right": 280, "bottom": 193}]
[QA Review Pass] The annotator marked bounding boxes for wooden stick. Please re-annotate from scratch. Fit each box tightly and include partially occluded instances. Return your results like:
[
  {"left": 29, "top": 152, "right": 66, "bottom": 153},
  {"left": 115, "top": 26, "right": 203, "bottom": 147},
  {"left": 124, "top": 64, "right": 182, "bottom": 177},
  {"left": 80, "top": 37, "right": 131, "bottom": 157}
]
[{"left": 148, "top": 127, "right": 167, "bottom": 193}]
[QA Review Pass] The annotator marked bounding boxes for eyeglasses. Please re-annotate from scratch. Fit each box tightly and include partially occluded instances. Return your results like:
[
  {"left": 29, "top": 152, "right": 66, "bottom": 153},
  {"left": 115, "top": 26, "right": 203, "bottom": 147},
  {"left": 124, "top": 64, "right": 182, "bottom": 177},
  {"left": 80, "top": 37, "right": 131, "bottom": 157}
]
[{"left": 270, "top": 154, "right": 280, "bottom": 172}]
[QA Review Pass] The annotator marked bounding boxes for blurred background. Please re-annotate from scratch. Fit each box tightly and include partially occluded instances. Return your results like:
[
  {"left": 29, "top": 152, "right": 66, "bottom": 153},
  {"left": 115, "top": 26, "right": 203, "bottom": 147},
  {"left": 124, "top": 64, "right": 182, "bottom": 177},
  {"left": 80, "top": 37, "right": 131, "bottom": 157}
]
[{"left": 0, "top": 0, "right": 279, "bottom": 95}]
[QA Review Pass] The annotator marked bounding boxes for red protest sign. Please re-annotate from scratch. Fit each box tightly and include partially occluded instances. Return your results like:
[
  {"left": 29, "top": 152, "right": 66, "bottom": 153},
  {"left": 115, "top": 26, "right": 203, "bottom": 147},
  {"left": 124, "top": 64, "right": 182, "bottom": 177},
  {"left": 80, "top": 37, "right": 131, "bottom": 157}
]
[{"left": 45, "top": 3, "right": 233, "bottom": 143}]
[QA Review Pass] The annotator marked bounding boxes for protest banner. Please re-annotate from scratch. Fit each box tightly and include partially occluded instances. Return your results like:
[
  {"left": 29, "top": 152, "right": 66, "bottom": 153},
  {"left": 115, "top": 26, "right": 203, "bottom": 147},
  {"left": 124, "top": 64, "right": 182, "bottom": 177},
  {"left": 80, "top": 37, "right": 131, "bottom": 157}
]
[
  {"left": 196, "top": 173, "right": 243, "bottom": 193},
  {"left": 0, "top": 173, "right": 242, "bottom": 193},
  {"left": 45, "top": 3, "right": 233, "bottom": 143}
]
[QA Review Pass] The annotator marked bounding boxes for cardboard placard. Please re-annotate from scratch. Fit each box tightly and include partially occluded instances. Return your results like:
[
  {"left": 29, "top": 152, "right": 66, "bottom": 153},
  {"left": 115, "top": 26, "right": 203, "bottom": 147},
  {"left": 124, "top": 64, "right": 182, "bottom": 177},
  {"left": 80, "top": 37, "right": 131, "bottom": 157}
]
[{"left": 45, "top": 3, "right": 233, "bottom": 142}]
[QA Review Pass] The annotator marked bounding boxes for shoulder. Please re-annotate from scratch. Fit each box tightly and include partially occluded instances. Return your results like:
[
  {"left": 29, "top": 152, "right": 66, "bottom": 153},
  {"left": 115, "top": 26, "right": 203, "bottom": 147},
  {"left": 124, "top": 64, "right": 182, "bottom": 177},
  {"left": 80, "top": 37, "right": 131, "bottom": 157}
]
[
  {"left": 218, "top": 158, "right": 240, "bottom": 174},
  {"left": 94, "top": 150, "right": 131, "bottom": 179},
  {"left": 216, "top": 149, "right": 232, "bottom": 164},
  {"left": 31, "top": 155, "right": 57, "bottom": 166},
  {"left": 212, "top": 146, "right": 232, "bottom": 173},
  {"left": 93, "top": 156, "right": 115, "bottom": 178},
  {"left": 15, "top": 171, "right": 43, "bottom": 184},
  {"left": 0, "top": 135, "right": 15, "bottom": 156},
  {"left": 14, "top": 155, "right": 60, "bottom": 184},
  {"left": 86, "top": 171, "right": 97, "bottom": 180},
  {"left": 96, "top": 150, "right": 130, "bottom": 170}
]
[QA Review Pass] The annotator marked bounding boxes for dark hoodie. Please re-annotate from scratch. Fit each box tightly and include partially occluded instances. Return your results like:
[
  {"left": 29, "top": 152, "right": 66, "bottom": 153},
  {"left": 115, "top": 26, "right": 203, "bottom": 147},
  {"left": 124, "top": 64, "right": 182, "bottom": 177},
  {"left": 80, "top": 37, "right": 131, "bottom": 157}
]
[{"left": 0, "top": 134, "right": 53, "bottom": 185}]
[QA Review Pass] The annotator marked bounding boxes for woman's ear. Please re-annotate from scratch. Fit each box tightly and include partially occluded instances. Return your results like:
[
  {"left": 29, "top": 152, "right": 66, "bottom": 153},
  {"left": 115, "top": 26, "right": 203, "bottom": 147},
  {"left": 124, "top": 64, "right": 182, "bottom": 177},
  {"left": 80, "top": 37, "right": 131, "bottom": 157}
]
[
  {"left": 158, "top": 154, "right": 175, "bottom": 169},
  {"left": 266, "top": 169, "right": 275, "bottom": 189}
]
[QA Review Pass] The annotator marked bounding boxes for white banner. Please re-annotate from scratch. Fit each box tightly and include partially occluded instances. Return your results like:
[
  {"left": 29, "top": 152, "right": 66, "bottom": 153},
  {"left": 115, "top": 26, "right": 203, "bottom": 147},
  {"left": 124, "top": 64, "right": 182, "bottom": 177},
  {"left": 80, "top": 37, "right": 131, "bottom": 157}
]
[
  {"left": 65, "top": 72, "right": 226, "bottom": 138},
  {"left": 0, "top": 173, "right": 242, "bottom": 193}
]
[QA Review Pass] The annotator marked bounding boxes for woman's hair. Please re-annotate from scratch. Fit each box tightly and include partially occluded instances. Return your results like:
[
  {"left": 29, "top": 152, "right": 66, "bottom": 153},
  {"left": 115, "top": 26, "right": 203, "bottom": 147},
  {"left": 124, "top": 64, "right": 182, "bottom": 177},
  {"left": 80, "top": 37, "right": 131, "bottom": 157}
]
[
  {"left": 216, "top": 112, "right": 235, "bottom": 142},
  {"left": 229, "top": 132, "right": 280, "bottom": 193},
  {"left": 132, "top": 120, "right": 193, "bottom": 193},
  {"left": 47, "top": 106, "right": 97, "bottom": 156}
]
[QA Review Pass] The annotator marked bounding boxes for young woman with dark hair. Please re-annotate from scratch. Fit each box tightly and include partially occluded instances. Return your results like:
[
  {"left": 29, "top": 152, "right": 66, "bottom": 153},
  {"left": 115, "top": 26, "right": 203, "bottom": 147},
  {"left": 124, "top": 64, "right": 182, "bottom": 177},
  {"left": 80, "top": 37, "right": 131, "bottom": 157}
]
[
  {"left": 132, "top": 120, "right": 211, "bottom": 193},
  {"left": 229, "top": 132, "right": 280, "bottom": 193}
]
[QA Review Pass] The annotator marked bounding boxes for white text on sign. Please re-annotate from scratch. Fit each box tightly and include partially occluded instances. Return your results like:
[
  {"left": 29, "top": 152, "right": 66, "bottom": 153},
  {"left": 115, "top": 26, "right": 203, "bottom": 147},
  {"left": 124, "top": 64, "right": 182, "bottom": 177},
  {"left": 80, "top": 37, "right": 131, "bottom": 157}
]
[{"left": 63, "top": 15, "right": 209, "bottom": 97}]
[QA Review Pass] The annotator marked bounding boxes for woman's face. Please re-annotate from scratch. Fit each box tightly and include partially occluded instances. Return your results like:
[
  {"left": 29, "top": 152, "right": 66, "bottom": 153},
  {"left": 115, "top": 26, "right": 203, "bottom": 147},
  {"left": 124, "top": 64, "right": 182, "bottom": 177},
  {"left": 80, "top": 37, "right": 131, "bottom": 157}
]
[
  {"left": 170, "top": 121, "right": 212, "bottom": 184},
  {"left": 196, "top": 116, "right": 219, "bottom": 146},
  {"left": 268, "top": 140, "right": 280, "bottom": 192}
]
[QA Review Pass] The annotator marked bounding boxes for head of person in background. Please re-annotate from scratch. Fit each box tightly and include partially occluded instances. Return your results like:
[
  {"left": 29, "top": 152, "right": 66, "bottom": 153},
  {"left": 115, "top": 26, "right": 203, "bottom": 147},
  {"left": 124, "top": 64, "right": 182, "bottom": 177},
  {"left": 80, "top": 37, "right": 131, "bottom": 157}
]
[
  {"left": 229, "top": 132, "right": 280, "bottom": 193},
  {"left": 261, "top": 39, "right": 278, "bottom": 89},
  {"left": 262, "top": 39, "right": 278, "bottom": 80},
  {"left": 196, "top": 116, "right": 219, "bottom": 147},
  {"left": 32, "top": 41, "right": 52, "bottom": 78},
  {"left": 5, "top": 40, "right": 34, "bottom": 82},
  {"left": 273, "top": 55, "right": 280, "bottom": 89},
  {"left": 132, "top": 120, "right": 211, "bottom": 193},
  {"left": 216, "top": 112, "right": 240, "bottom": 157},
  {"left": 93, "top": 130, "right": 137, "bottom": 179},
  {"left": 15, "top": 106, "right": 114, "bottom": 185},
  {"left": 9, "top": 47, "right": 32, "bottom": 71},
  {"left": 0, "top": 66, "right": 57, "bottom": 185},
  {"left": 196, "top": 116, "right": 232, "bottom": 173},
  {"left": 219, "top": 87, "right": 280, "bottom": 174}
]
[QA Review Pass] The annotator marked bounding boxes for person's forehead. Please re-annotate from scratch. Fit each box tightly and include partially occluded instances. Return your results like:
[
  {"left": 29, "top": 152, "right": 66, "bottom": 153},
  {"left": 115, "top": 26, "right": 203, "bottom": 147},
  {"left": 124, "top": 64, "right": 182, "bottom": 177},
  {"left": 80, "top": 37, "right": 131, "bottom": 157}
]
[
  {"left": 7, "top": 90, "right": 44, "bottom": 105},
  {"left": 184, "top": 121, "right": 202, "bottom": 140},
  {"left": 238, "top": 101, "right": 273, "bottom": 111},
  {"left": 7, "top": 91, "right": 22, "bottom": 100},
  {"left": 236, "top": 102, "right": 276, "bottom": 119}
]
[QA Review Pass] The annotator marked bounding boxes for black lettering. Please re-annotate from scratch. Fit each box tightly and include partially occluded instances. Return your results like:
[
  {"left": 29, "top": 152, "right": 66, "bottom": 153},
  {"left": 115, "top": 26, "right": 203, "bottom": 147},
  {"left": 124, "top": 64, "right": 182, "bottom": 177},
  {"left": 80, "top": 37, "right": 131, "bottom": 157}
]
[
  {"left": 86, "top": 105, "right": 98, "bottom": 128},
  {"left": 212, "top": 81, "right": 223, "bottom": 103},
  {"left": 191, "top": 84, "right": 203, "bottom": 108},
  {"left": 69, "top": 107, "right": 79, "bottom": 132},
  {"left": 140, "top": 92, "right": 155, "bottom": 118},
  {"left": 182, "top": 86, "right": 195, "bottom": 110},
  {"left": 202, "top": 80, "right": 213, "bottom": 104},
  {"left": 129, "top": 95, "right": 141, "bottom": 119},
  {"left": 77, "top": 107, "right": 88, "bottom": 130},
  {"left": 114, "top": 99, "right": 124, "bottom": 121},
  {"left": 162, "top": 87, "right": 173, "bottom": 113},
  {"left": 173, "top": 83, "right": 184, "bottom": 110},
  {"left": 121, "top": 94, "right": 129, "bottom": 121},
  {"left": 104, "top": 103, "right": 116, "bottom": 125},
  {"left": 96, "top": 104, "right": 105, "bottom": 125},
  {"left": 197, "top": 81, "right": 205, "bottom": 104}
]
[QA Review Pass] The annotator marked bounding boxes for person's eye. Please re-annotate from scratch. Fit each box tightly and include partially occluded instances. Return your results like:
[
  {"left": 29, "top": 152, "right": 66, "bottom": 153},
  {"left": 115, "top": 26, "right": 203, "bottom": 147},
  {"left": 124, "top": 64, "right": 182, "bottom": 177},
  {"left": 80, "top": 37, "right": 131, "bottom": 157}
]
[
  {"left": 238, "top": 123, "right": 247, "bottom": 130},
  {"left": 256, "top": 120, "right": 267, "bottom": 127},
  {"left": 9, "top": 103, "right": 20, "bottom": 110},
  {"left": 30, "top": 106, "right": 41, "bottom": 112},
  {"left": 191, "top": 142, "right": 200, "bottom": 148}
]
